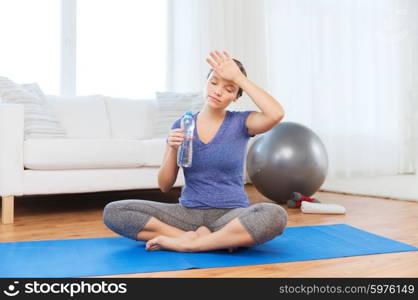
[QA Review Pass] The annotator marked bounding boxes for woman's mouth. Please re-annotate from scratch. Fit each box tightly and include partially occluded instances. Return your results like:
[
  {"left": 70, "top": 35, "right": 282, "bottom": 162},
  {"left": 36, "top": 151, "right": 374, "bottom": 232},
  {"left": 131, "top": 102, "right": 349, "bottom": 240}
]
[{"left": 208, "top": 96, "right": 221, "bottom": 103}]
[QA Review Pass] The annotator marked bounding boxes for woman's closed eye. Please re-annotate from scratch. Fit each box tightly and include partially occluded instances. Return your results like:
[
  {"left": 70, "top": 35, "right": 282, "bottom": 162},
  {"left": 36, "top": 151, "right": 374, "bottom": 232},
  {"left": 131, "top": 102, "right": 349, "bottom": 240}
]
[{"left": 211, "top": 81, "right": 234, "bottom": 93}]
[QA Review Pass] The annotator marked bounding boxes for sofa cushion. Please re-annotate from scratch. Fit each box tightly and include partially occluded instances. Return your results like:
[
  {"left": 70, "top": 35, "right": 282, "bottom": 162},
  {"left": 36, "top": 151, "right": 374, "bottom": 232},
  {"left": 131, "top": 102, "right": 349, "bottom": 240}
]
[
  {"left": 105, "top": 97, "right": 157, "bottom": 140},
  {"left": 24, "top": 138, "right": 167, "bottom": 170},
  {"left": 0, "top": 77, "right": 67, "bottom": 139},
  {"left": 45, "top": 95, "right": 111, "bottom": 139}
]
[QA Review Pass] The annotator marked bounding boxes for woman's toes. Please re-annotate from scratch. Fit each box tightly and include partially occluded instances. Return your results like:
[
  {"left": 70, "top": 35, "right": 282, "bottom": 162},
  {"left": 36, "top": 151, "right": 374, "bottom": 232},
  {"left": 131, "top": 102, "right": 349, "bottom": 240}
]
[
  {"left": 146, "top": 238, "right": 162, "bottom": 251},
  {"left": 145, "top": 241, "right": 153, "bottom": 250}
]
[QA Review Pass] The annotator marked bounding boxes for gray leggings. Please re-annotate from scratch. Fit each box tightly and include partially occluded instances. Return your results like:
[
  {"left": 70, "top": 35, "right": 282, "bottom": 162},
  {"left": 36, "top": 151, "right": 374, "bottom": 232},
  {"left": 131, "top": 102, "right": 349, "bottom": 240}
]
[{"left": 103, "top": 200, "right": 288, "bottom": 245}]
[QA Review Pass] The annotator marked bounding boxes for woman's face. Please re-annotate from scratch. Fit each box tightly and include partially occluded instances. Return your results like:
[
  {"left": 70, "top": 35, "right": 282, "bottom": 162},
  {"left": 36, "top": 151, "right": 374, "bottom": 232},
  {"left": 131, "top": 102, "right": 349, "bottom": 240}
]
[{"left": 205, "top": 72, "right": 240, "bottom": 108}]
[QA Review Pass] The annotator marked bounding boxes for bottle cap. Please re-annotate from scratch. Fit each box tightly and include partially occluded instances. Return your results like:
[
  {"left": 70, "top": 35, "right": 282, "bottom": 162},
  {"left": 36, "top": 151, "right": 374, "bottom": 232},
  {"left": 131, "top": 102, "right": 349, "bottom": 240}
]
[{"left": 184, "top": 111, "right": 193, "bottom": 117}]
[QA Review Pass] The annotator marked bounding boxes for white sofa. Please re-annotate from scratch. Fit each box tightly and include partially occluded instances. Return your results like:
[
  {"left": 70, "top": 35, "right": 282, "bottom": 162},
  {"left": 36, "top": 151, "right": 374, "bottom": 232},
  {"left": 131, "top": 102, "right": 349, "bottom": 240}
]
[{"left": 0, "top": 95, "right": 185, "bottom": 224}]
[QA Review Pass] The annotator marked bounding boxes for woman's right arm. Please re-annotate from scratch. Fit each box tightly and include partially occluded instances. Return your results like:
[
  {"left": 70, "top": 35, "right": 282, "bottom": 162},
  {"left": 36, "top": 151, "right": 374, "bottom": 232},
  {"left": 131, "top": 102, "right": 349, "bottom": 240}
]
[{"left": 158, "top": 128, "right": 185, "bottom": 193}]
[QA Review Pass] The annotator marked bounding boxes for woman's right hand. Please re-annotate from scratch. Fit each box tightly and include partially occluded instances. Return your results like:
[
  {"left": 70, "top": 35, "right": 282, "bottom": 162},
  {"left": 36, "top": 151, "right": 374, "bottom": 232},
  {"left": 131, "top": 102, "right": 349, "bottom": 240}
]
[{"left": 167, "top": 128, "right": 193, "bottom": 151}]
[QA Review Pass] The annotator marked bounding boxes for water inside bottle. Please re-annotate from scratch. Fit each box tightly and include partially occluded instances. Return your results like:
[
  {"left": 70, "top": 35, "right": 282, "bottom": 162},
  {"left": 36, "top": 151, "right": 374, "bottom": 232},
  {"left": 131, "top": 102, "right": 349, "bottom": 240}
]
[
  {"left": 177, "top": 137, "right": 193, "bottom": 167},
  {"left": 177, "top": 112, "right": 195, "bottom": 167}
]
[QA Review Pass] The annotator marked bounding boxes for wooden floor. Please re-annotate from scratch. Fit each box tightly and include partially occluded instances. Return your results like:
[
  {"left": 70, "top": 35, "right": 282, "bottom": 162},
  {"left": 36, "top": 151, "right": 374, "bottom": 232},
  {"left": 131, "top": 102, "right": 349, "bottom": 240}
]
[{"left": 1, "top": 184, "right": 418, "bottom": 277}]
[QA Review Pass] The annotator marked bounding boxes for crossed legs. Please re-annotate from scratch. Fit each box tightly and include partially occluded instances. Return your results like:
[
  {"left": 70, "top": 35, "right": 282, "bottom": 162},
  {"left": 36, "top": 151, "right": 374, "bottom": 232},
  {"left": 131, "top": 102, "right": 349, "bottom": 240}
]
[{"left": 103, "top": 200, "right": 287, "bottom": 253}]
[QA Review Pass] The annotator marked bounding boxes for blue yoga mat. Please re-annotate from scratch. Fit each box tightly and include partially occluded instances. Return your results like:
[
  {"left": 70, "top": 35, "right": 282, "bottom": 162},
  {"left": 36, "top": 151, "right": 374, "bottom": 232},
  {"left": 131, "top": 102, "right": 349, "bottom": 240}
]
[{"left": 1, "top": 224, "right": 417, "bottom": 278}]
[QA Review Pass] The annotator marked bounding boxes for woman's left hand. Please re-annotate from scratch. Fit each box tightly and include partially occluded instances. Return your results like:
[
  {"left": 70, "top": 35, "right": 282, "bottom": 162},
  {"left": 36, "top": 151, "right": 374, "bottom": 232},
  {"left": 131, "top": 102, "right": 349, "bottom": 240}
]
[{"left": 206, "top": 50, "right": 244, "bottom": 83}]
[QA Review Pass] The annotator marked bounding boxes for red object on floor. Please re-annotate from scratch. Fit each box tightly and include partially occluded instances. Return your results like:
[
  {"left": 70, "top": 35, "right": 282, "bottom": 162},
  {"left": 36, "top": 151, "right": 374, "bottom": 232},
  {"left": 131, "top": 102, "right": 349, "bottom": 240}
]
[
  {"left": 299, "top": 194, "right": 318, "bottom": 202},
  {"left": 287, "top": 192, "right": 320, "bottom": 208}
]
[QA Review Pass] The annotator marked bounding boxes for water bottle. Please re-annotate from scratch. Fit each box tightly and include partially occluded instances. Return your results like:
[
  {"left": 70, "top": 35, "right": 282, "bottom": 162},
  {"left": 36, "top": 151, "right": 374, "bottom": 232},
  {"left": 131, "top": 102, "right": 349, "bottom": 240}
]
[{"left": 177, "top": 111, "right": 195, "bottom": 168}]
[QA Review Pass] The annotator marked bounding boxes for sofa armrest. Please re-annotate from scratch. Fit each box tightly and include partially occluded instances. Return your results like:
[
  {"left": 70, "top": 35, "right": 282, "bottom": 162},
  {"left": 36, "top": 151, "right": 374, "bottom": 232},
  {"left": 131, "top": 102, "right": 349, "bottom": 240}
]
[{"left": 0, "top": 103, "right": 24, "bottom": 196}]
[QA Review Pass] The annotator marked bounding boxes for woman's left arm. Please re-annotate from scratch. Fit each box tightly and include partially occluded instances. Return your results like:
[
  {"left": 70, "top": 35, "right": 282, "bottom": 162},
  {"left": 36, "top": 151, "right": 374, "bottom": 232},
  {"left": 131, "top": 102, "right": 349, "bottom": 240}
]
[{"left": 234, "top": 75, "right": 285, "bottom": 136}]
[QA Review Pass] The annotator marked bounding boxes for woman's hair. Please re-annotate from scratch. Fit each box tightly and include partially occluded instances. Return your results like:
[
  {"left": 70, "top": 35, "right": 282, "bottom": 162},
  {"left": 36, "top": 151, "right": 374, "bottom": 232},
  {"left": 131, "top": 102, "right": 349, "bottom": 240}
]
[{"left": 206, "top": 58, "right": 247, "bottom": 98}]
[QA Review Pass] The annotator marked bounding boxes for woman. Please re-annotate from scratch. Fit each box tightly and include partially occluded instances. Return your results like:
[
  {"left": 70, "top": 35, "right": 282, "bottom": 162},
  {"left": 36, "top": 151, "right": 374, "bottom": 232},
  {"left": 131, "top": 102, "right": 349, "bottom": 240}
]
[{"left": 103, "top": 50, "right": 287, "bottom": 253}]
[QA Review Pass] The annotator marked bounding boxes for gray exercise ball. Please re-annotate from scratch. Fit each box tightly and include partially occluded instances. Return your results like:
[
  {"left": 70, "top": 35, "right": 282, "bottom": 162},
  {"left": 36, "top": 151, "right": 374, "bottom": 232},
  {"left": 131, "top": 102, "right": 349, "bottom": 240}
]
[{"left": 246, "top": 122, "right": 328, "bottom": 204}]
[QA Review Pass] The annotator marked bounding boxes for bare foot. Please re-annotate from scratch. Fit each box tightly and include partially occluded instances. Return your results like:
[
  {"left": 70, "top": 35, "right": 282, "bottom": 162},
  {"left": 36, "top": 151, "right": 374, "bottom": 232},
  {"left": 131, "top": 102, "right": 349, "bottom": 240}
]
[
  {"left": 146, "top": 235, "right": 195, "bottom": 252},
  {"left": 145, "top": 227, "right": 239, "bottom": 253},
  {"left": 146, "top": 231, "right": 198, "bottom": 252}
]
